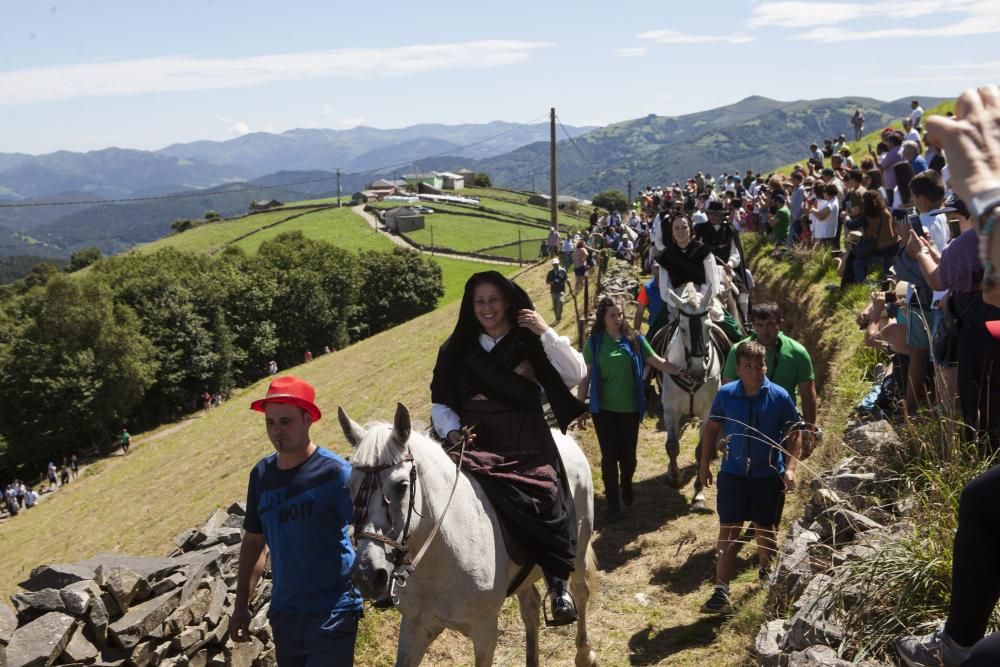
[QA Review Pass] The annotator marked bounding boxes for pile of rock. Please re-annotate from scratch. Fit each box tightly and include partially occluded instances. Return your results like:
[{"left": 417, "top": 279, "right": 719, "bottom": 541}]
[
  {"left": 595, "top": 259, "right": 641, "bottom": 305},
  {"left": 1, "top": 503, "right": 275, "bottom": 667},
  {"left": 754, "top": 420, "right": 909, "bottom": 667}
]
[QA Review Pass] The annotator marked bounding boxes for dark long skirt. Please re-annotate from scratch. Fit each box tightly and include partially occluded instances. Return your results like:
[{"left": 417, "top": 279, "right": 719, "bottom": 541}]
[{"left": 452, "top": 398, "right": 577, "bottom": 580}]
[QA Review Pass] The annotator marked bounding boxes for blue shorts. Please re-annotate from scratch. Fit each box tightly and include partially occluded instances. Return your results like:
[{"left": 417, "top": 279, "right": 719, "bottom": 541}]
[
  {"left": 905, "top": 306, "right": 932, "bottom": 350},
  {"left": 716, "top": 472, "right": 785, "bottom": 527},
  {"left": 268, "top": 608, "right": 360, "bottom": 667}
]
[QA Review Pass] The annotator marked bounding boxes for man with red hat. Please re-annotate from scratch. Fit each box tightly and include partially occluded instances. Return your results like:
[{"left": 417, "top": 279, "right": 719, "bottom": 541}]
[{"left": 231, "top": 376, "right": 361, "bottom": 665}]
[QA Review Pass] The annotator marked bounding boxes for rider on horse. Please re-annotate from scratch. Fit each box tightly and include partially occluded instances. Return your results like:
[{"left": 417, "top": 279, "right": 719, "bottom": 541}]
[{"left": 430, "top": 271, "right": 588, "bottom": 626}]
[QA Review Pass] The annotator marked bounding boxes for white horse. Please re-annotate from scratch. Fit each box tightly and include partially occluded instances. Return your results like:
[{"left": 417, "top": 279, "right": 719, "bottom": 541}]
[
  {"left": 337, "top": 403, "right": 599, "bottom": 667},
  {"left": 654, "top": 282, "right": 726, "bottom": 511}
]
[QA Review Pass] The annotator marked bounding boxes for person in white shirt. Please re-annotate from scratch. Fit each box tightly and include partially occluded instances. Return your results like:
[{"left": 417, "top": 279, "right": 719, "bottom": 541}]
[
  {"left": 902, "top": 118, "right": 922, "bottom": 147},
  {"left": 807, "top": 183, "right": 840, "bottom": 246},
  {"left": 24, "top": 488, "right": 38, "bottom": 508},
  {"left": 910, "top": 100, "right": 924, "bottom": 130}
]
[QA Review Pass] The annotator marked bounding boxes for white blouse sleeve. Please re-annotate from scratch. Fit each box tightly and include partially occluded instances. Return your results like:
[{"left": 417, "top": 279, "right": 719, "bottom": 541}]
[
  {"left": 727, "top": 238, "right": 741, "bottom": 269},
  {"left": 658, "top": 265, "right": 674, "bottom": 303},
  {"left": 431, "top": 403, "right": 461, "bottom": 440},
  {"left": 540, "top": 328, "right": 587, "bottom": 387},
  {"left": 703, "top": 255, "right": 720, "bottom": 297}
]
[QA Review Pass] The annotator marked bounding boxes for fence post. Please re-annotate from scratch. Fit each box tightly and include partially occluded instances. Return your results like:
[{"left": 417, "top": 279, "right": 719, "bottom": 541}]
[{"left": 518, "top": 230, "right": 522, "bottom": 264}]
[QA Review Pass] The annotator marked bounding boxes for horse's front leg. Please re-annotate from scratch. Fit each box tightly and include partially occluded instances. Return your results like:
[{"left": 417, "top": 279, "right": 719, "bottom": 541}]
[
  {"left": 662, "top": 390, "right": 681, "bottom": 488},
  {"left": 394, "top": 616, "right": 444, "bottom": 667},
  {"left": 469, "top": 619, "right": 500, "bottom": 667}
]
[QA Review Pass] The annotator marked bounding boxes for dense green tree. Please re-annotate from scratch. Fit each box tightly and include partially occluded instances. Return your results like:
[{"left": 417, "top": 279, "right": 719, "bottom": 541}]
[
  {"left": 0, "top": 275, "right": 157, "bottom": 473},
  {"left": 352, "top": 248, "right": 444, "bottom": 339},
  {"left": 255, "top": 232, "right": 362, "bottom": 365},
  {"left": 212, "top": 247, "right": 281, "bottom": 383},
  {"left": 68, "top": 247, "right": 102, "bottom": 272},
  {"left": 474, "top": 172, "right": 492, "bottom": 187},
  {"left": 591, "top": 190, "right": 628, "bottom": 213},
  {"left": 94, "top": 249, "right": 235, "bottom": 422}
]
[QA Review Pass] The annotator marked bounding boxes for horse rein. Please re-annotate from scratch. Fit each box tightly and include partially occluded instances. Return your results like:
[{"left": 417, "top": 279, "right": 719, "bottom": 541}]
[{"left": 351, "top": 429, "right": 469, "bottom": 607}]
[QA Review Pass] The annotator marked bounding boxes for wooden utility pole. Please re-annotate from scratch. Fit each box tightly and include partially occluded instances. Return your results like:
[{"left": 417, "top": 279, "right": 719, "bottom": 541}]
[
  {"left": 336, "top": 168, "right": 342, "bottom": 207},
  {"left": 627, "top": 178, "right": 633, "bottom": 211},
  {"left": 550, "top": 107, "right": 558, "bottom": 233}
]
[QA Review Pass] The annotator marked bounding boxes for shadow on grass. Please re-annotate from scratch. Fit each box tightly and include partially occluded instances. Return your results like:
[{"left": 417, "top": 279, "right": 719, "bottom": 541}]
[
  {"left": 626, "top": 616, "right": 727, "bottom": 665},
  {"left": 650, "top": 547, "right": 757, "bottom": 596},
  {"left": 625, "top": 587, "right": 760, "bottom": 665},
  {"left": 591, "top": 473, "right": 694, "bottom": 573}
]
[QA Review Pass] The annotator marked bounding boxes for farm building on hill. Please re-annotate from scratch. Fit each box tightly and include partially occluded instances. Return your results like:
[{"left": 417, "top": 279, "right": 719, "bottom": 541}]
[
  {"left": 403, "top": 172, "right": 443, "bottom": 191},
  {"left": 456, "top": 168, "right": 477, "bottom": 184},
  {"left": 368, "top": 179, "right": 398, "bottom": 194},
  {"left": 384, "top": 207, "right": 425, "bottom": 234},
  {"left": 527, "top": 194, "right": 581, "bottom": 211},
  {"left": 250, "top": 199, "right": 283, "bottom": 211},
  {"left": 438, "top": 172, "right": 465, "bottom": 190}
]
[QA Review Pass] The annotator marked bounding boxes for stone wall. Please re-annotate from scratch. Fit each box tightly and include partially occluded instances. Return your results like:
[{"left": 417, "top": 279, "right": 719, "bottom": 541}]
[
  {"left": 1, "top": 503, "right": 274, "bottom": 667},
  {"left": 753, "top": 419, "right": 912, "bottom": 666}
]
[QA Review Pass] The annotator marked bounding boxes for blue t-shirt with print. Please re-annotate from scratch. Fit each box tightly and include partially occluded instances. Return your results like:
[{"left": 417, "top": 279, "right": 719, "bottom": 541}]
[
  {"left": 710, "top": 377, "right": 800, "bottom": 478},
  {"left": 243, "top": 446, "right": 362, "bottom": 614}
]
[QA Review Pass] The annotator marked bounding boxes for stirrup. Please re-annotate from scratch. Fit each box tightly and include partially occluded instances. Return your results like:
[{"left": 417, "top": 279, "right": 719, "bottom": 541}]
[{"left": 543, "top": 589, "right": 578, "bottom": 627}]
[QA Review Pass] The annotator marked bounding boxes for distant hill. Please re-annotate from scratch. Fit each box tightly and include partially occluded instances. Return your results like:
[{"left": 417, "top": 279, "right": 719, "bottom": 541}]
[
  {"left": 0, "top": 148, "right": 252, "bottom": 200},
  {"left": 156, "top": 122, "right": 595, "bottom": 174},
  {"left": 0, "top": 95, "right": 949, "bottom": 259},
  {"left": 411, "top": 95, "right": 950, "bottom": 195},
  {"left": 29, "top": 183, "right": 317, "bottom": 256}
]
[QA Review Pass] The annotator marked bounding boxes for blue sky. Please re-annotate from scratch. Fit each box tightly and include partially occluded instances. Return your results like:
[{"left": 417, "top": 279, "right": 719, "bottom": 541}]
[{"left": 3, "top": 0, "right": 998, "bottom": 154}]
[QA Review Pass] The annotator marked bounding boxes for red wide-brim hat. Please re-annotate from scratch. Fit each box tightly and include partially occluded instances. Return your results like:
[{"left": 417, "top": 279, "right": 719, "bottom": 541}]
[{"left": 250, "top": 375, "right": 322, "bottom": 421}]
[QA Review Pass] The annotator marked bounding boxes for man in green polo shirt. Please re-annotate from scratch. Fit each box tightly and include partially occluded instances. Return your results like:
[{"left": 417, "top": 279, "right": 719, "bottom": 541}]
[{"left": 722, "top": 302, "right": 818, "bottom": 456}]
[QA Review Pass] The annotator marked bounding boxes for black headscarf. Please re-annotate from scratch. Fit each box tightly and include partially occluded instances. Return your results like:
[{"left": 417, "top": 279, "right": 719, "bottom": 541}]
[{"left": 430, "top": 271, "right": 585, "bottom": 432}]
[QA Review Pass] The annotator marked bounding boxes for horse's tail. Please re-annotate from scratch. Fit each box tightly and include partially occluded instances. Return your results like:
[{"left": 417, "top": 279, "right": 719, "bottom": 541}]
[{"left": 585, "top": 540, "right": 599, "bottom": 601}]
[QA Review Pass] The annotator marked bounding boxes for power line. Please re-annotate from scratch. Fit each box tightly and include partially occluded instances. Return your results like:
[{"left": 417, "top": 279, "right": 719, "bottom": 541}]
[{"left": 0, "top": 112, "right": 552, "bottom": 210}]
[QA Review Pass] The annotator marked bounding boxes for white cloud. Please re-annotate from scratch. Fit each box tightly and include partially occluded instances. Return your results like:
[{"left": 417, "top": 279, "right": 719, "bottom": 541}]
[
  {"left": 748, "top": 0, "right": 1000, "bottom": 41},
  {"left": 230, "top": 121, "right": 251, "bottom": 137},
  {"left": 329, "top": 116, "right": 365, "bottom": 129},
  {"left": 616, "top": 47, "right": 648, "bottom": 58},
  {"left": 638, "top": 29, "right": 753, "bottom": 44},
  {"left": 0, "top": 40, "right": 554, "bottom": 106}
]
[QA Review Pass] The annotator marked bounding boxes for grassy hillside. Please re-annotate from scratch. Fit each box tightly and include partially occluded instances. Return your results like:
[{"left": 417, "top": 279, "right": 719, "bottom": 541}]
[
  {"left": 131, "top": 201, "right": 516, "bottom": 304},
  {"left": 0, "top": 237, "right": 878, "bottom": 665}
]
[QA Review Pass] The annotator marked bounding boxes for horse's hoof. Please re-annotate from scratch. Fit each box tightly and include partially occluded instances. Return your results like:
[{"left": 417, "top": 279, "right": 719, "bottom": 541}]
[
  {"left": 665, "top": 461, "right": 681, "bottom": 488},
  {"left": 575, "top": 649, "right": 597, "bottom": 667}
]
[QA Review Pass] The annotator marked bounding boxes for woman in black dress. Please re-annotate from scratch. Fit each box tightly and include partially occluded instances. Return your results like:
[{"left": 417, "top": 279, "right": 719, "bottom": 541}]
[{"left": 430, "top": 271, "right": 587, "bottom": 625}]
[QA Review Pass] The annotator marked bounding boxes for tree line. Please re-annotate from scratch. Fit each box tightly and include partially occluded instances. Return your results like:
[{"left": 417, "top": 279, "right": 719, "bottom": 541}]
[{"left": 0, "top": 232, "right": 444, "bottom": 478}]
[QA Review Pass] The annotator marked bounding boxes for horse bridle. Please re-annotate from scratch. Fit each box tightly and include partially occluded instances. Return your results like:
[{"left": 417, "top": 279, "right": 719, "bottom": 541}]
[
  {"left": 669, "top": 308, "right": 713, "bottom": 416},
  {"left": 350, "top": 434, "right": 468, "bottom": 608},
  {"left": 351, "top": 452, "right": 418, "bottom": 607}
]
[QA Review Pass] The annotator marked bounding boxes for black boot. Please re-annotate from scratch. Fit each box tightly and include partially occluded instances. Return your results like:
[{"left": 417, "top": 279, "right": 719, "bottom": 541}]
[{"left": 542, "top": 572, "right": 577, "bottom": 626}]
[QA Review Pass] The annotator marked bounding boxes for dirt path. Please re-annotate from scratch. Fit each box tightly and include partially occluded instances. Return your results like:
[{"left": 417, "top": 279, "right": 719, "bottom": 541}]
[{"left": 352, "top": 205, "right": 522, "bottom": 266}]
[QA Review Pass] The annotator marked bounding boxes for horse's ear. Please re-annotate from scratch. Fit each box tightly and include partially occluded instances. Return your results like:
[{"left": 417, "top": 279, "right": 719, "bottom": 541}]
[
  {"left": 337, "top": 406, "right": 367, "bottom": 448},
  {"left": 391, "top": 403, "right": 411, "bottom": 449},
  {"left": 699, "top": 285, "right": 712, "bottom": 310}
]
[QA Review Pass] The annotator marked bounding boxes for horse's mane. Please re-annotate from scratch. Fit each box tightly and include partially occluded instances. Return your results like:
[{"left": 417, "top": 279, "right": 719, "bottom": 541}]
[{"left": 350, "top": 420, "right": 438, "bottom": 469}]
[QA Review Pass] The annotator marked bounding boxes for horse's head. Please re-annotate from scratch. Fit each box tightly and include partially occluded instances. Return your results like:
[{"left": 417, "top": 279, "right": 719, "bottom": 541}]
[
  {"left": 338, "top": 403, "right": 418, "bottom": 602},
  {"left": 666, "top": 283, "right": 713, "bottom": 383}
]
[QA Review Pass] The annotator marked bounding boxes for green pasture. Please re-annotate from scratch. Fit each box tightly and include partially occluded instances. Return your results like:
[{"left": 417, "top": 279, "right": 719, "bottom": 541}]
[{"left": 230, "top": 207, "right": 393, "bottom": 255}]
